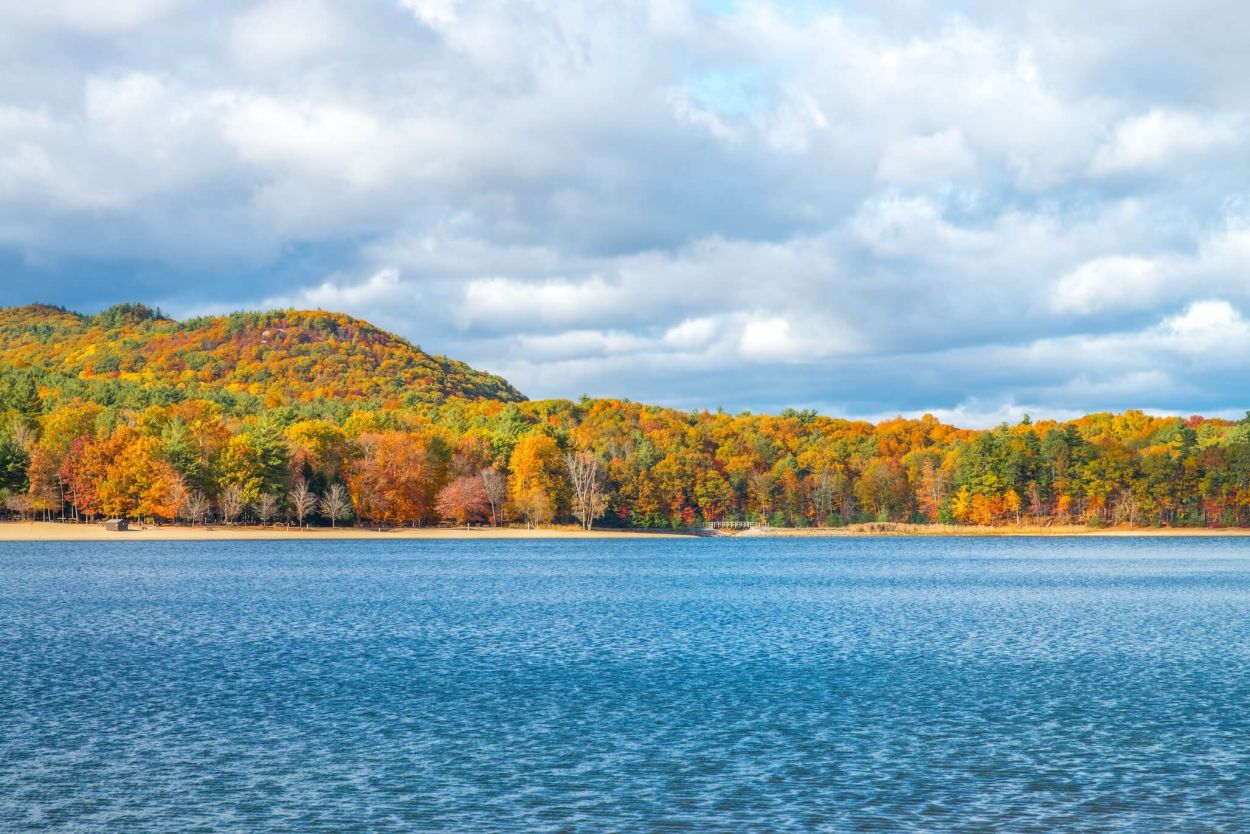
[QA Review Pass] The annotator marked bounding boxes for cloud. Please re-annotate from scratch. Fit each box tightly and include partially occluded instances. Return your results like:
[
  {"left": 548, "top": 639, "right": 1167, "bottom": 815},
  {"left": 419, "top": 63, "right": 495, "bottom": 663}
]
[
  {"left": 219, "top": 96, "right": 389, "bottom": 186},
  {"left": 1090, "top": 109, "right": 1237, "bottom": 175},
  {"left": 462, "top": 276, "right": 630, "bottom": 330},
  {"left": 265, "top": 267, "right": 405, "bottom": 310},
  {"left": 1051, "top": 256, "right": 1165, "bottom": 315},
  {"left": 230, "top": 0, "right": 345, "bottom": 67},
  {"left": 663, "top": 317, "right": 718, "bottom": 350},
  {"left": 739, "top": 316, "right": 804, "bottom": 361},
  {"left": 398, "top": 0, "right": 458, "bottom": 29},
  {"left": 1158, "top": 299, "right": 1250, "bottom": 353},
  {"left": 3, "top": 0, "right": 1250, "bottom": 423},
  {"left": 877, "top": 128, "right": 976, "bottom": 186},
  {"left": 1, "top": 0, "right": 189, "bottom": 34},
  {"left": 738, "top": 313, "right": 858, "bottom": 362}
]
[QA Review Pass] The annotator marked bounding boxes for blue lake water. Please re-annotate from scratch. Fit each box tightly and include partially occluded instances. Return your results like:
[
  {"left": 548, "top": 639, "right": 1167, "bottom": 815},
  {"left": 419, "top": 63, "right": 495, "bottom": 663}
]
[{"left": 3, "top": 537, "right": 1250, "bottom": 832}]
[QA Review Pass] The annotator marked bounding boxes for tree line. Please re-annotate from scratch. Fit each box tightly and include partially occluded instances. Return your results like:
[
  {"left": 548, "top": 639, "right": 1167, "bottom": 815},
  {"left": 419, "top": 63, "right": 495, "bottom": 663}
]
[{"left": 2, "top": 377, "right": 1250, "bottom": 529}]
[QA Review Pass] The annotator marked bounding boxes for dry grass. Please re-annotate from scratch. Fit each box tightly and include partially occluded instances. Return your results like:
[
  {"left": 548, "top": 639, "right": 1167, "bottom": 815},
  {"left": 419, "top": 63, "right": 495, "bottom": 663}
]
[{"left": 733, "top": 522, "right": 1250, "bottom": 537}]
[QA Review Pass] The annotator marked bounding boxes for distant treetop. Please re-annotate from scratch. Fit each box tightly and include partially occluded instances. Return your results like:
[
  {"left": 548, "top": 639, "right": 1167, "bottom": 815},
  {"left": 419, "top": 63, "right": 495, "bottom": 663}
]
[{"left": 91, "top": 303, "right": 170, "bottom": 329}]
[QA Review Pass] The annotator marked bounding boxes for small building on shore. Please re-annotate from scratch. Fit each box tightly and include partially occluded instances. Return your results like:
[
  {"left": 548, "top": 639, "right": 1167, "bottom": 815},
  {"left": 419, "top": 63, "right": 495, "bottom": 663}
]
[{"left": 103, "top": 519, "right": 129, "bottom": 532}]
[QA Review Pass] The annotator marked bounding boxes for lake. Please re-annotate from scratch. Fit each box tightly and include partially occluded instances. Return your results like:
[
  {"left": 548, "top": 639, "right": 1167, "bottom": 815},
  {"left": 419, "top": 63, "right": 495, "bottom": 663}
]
[{"left": 3, "top": 537, "right": 1250, "bottom": 832}]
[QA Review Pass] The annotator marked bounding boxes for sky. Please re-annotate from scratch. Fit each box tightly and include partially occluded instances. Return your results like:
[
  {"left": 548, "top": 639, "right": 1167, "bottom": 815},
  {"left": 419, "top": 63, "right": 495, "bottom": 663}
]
[{"left": 1, "top": 0, "right": 1248, "bottom": 426}]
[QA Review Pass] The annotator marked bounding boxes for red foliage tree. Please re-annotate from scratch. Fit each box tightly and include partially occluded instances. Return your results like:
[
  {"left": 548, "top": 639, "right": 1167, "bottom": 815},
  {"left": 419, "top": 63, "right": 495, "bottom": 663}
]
[{"left": 435, "top": 475, "right": 489, "bottom": 527}]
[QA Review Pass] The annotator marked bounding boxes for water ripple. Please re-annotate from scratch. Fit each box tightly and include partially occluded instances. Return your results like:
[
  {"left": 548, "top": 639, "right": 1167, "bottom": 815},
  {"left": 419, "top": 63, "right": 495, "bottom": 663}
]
[{"left": 2, "top": 537, "right": 1250, "bottom": 831}]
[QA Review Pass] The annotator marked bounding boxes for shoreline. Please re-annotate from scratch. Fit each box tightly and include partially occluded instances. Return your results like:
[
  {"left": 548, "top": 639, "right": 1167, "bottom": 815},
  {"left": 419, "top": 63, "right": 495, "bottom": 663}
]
[
  {"left": 2, "top": 521, "right": 1250, "bottom": 541},
  {"left": 0, "top": 522, "right": 688, "bottom": 542},
  {"left": 733, "top": 524, "right": 1250, "bottom": 538}
]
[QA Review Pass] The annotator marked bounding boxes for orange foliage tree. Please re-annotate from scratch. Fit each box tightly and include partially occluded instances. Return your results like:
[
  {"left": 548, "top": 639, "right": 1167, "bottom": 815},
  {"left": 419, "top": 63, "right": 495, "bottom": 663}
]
[{"left": 349, "top": 431, "right": 448, "bottom": 525}]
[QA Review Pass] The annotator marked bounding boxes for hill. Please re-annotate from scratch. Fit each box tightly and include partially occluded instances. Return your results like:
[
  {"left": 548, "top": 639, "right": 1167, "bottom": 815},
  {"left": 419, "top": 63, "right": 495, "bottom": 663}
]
[{"left": 0, "top": 303, "right": 524, "bottom": 409}]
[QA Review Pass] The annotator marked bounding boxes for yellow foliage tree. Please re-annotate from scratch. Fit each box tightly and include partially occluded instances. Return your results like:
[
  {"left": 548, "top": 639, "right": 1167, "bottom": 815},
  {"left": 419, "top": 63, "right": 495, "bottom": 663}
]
[
  {"left": 951, "top": 484, "right": 973, "bottom": 523},
  {"left": 508, "top": 433, "right": 566, "bottom": 521}
]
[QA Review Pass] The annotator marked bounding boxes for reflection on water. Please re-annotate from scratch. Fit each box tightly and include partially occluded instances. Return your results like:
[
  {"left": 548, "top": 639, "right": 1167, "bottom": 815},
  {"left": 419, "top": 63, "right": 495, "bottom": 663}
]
[{"left": 3, "top": 537, "right": 1250, "bottom": 831}]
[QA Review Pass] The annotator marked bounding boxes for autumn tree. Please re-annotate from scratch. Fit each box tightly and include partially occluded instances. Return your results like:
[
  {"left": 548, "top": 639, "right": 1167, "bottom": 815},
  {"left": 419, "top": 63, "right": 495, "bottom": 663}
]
[
  {"left": 168, "top": 400, "right": 231, "bottom": 492},
  {"left": 26, "top": 447, "right": 62, "bottom": 521},
  {"left": 915, "top": 460, "right": 949, "bottom": 523},
  {"left": 96, "top": 432, "right": 184, "bottom": 521},
  {"left": 61, "top": 435, "right": 105, "bottom": 521},
  {"left": 695, "top": 469, "right": 734, "bottom": 523},
  {"left": 969, "top": 492, "right": 1004, "bottom": 526},
  {"left": 779, "top": 466, "right": 804, "bottom": 526},
  {"left": 1004, "top": 487, "right": 1022, "bottom": 525},
  {"left": 38, "top": 402, "right": 103, "bottom": 458},
  {"left": 508, "top": 433, "right": 565, "bottom": 522},
  {"left": 287, "top": 420, "right": 351, "bottom": 488},
  {"left": 652, "top": 450, "right": 700, "bottom": 527},
  {"left": 855, "top": 459, "right": 910, "bottom": 521},
  {"left": 512, "top": 488, "right": 553, "bottom": 528},
  {"left": 349, "top": 431, "right": 446, "bottom": 525},
  {"left": 435, "top": 475, "right": 489, "bottom": 527},
  {"left": 219, "top": 421, "right": 290, "bottom": 503},
  {"left": 5, "top": 419, "right": 36, "bottom": 459},
  {"left": 748, "top": 470, "right": 775, "bottom": 522}
]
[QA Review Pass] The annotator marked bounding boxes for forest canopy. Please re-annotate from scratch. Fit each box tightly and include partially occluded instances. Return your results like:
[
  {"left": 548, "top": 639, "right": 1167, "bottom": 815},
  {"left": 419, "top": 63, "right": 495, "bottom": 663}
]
[{"left": 1, "top": 304, "right": 1246, "bottom": 530}]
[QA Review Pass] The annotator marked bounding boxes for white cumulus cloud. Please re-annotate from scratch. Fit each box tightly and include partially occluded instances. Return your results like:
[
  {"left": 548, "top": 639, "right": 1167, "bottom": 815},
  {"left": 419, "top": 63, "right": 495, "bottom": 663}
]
[
  {"left": 1090, "top": 109, "right": 1238, "bottom": 175},
  {"left": 1052, "top": 256, "right": 1165, "bottom": 315}
]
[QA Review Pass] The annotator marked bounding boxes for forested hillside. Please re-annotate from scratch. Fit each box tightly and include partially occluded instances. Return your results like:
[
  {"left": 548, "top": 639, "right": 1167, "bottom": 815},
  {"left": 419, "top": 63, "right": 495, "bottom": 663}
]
[
  {"left": 1, "top": 304, "right": 1248, "bottom": 530},
  {"left": 0, "top": 303, "right": 523, "bottom": 409}
]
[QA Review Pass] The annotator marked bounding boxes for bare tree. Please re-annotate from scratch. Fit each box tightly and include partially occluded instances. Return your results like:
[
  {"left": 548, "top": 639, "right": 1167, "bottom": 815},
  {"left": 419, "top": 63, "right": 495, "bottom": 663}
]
[
  {"left": 319, "top": 483, "right": 351, "bottom": 528},
  {"left": 180, "top": 491, "right": 211, "bottom": 526},
  {"left": 289, "top": 479, "right": 318, "bottom": 528},
  {"left": 5, "top": 493, "right": 31, "bottom": 520},
  {"left": 479, "top": 467, "right": 507, "bottom": 527},
  {"left": 255, "top": 492, "right": 279, "bottom": 526},
  {"left": 564, "top": 451, "right": 607, "bottom": 531},
  {"left": 605, "top": 437, "right": 633, "bottom": 462},
  {"left": 812, "top": 469, "right": 836, "bottom": 525},
  {"left": 835, "top": 472, "right": 856, "bottom": 523},
  {"left": 219, "top": 484, "right": 247, "bottom": 525}
]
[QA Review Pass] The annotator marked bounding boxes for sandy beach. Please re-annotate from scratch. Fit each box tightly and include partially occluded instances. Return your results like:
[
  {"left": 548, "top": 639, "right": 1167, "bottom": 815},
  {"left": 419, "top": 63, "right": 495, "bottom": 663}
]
[
  {"left": 2, "top": 521, "right": 1249, "bottom": 541},
  {"left": 0, "top": 522, "right": 690, "bottom": 542}
]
